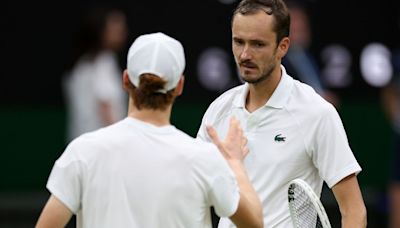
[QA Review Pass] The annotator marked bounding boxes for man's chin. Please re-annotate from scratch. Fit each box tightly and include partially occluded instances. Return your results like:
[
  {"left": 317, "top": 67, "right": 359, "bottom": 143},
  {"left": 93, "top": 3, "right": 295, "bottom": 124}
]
[{"left": 240, "top": 71, "right": 257, "bottom": 80}]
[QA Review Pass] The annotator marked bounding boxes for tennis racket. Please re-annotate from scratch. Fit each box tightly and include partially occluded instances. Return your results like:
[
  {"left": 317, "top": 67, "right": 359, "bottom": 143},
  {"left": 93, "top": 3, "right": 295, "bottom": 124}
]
[{"left": 288, "top": 179, "right": 332, "bottom": 228}]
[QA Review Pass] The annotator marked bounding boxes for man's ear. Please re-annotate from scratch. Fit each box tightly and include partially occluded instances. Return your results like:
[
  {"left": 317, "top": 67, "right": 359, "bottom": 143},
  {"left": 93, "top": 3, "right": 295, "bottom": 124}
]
[
  {"left": 174, "top": 75, "right": 185, "bottom": 96},
  {"left": 122, "top": 70, "right": 132, "bottom": 91},
  {"left": 277, "top": 37, "right": 290, "bottom": 59}
]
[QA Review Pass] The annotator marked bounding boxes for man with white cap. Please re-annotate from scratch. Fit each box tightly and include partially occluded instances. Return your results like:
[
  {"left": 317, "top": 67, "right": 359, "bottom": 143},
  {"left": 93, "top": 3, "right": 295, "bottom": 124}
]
[{"left": 35, "top": 32, "right": 263, "bottom": 228}]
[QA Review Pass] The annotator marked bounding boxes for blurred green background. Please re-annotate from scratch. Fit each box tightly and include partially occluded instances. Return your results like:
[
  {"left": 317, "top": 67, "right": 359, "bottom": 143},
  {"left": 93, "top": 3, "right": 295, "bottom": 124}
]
[
  {"left": 0, "top": 98, "right": 392, "bottom": 226},
  {"left": 0, "top": 99, "right": 391, "bottom": 192}
]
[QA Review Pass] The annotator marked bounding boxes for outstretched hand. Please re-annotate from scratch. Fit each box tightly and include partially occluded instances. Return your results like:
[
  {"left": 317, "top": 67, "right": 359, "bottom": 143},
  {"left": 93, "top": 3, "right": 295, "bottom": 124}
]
[
  {"left": 206, "top": 117, "right": 249, "bottom": 161},
  {"left": 208, "top": 117, "right": 263, "bottom": 228}
]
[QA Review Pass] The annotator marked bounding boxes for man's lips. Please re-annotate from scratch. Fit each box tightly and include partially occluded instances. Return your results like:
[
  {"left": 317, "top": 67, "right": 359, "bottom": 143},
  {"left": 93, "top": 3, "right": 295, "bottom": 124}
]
[
  {"left": 240, "top": 64, "right": 257, "bottom": 70},
  {"left": 240, "top": 62, "right": 257, "bottom": 69}
]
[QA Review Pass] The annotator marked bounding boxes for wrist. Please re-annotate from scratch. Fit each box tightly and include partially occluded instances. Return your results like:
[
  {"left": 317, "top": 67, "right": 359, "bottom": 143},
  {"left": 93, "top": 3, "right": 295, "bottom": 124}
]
[{"left": 227, "top": 159, "right": 245, "bottom": 170}]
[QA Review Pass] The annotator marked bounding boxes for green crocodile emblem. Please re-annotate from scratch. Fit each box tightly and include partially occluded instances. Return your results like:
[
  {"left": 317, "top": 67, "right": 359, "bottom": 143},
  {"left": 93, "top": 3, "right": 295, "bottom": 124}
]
[{"left": 274, "top": 134, "right": 286, "bottom": 142}]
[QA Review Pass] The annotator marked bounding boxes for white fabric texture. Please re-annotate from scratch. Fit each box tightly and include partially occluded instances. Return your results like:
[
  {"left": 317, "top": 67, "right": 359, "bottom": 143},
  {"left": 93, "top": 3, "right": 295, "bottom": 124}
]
[
  {"left": 47, "top": 117, "right": 239, "bottom": 228},
  {"left": 197, "top": 65, "right": 362, "bottom": 228}
]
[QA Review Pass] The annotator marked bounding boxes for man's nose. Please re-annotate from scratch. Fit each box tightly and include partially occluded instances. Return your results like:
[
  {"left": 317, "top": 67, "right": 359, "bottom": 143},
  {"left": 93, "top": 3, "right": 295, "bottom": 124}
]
[{"left": 240, "top": 45, "right": 252, "bottom": 60}]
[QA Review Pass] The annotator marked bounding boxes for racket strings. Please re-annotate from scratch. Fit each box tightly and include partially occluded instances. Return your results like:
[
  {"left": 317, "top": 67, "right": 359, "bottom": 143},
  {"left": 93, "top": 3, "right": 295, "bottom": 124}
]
[{"left": 289, "top": 185, "right": 323, "bottom": 228}]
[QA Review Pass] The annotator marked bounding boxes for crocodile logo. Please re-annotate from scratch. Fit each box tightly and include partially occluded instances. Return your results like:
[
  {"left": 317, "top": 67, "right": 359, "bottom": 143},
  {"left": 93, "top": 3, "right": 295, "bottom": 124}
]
[{"left": 274, "top": 134, "right": 286, "bottom": 142}]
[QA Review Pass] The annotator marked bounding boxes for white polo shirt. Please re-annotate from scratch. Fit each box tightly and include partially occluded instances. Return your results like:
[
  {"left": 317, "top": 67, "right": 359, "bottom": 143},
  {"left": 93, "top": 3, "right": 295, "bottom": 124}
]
[
  {"left": 197, "top": 65, "right": 361, "bottom": 228},
  {"left": 47, "top": 117, "right": 239, "bottom": 228}
]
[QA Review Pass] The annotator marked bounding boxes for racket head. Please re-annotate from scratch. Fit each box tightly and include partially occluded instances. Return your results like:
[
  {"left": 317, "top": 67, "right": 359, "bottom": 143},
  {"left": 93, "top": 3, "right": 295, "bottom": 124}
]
[{"left": 288, "top": 179, "right": 332, "bottom": 228}]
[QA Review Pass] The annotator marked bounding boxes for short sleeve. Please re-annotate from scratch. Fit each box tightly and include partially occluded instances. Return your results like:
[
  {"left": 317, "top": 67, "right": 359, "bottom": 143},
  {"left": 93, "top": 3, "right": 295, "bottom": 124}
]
[
  {"left": 196, "top": 101, "right": 222, "bottom": 143},
  {"left": 206, "top": 147, "right": 240, "bottom": 217},
  {"left": 46, "top": 142, "right": 85, "bottom": 213},
  {"left": 196, "top": 117, "right": 211, "bottom": 143},
  {"left": 209, "top": 173, "right": 240, "bottom": 217},
  {"left": 312, "top": 105, "right": 362, "bottom": 188}
]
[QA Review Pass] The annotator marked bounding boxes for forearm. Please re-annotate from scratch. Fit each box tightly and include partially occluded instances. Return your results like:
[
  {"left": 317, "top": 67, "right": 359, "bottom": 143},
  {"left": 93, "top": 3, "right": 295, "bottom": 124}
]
[
  {"left": 333, "top": 175, "right": 367, "bottom": 228},
  {"left": 341, "top": 205, "right": 367, "bottom": 228},
  {"left": 205, "top": 118, "right": 263, "bottom": 227},
  {"left": 228, "top": 160, "right": 263, "bottom": 228},
  {"left": 36, "top": 195, "right": 73, "bottom": 228}
]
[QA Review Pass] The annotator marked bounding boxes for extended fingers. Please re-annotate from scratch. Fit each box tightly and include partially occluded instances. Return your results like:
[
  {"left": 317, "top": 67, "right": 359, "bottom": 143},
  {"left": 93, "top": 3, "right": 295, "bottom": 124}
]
[
  {"left": 240, "top": 130, "right": 249, "bottom": 157},
  {"left": 208, "top": 117, "right": 250, "bottom": 160},
  {"left": 206, "top": 125, "right": 224, "bottom": 152},
  {"left": 227, "top": 117, "right": 242, "bottom": 140}
]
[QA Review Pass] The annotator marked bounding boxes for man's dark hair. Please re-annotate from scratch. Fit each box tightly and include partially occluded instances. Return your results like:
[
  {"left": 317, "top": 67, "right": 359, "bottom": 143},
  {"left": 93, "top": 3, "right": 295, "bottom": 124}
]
[
  {"left": 232, "top": 0, "right": 290, "bottom": 44},
  {"left": 126, "top": 74, "right": 176, "bottom": 111}
]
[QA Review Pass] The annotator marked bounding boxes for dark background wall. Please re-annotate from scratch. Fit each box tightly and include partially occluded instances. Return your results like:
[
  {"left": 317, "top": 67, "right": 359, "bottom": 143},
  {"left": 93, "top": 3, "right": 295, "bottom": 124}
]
[
  {"left": 3, "top": 0, "right": 400, "bottom": 105},
  {"left": 2, "top": 0, "right": 400, "bottom": 226}
]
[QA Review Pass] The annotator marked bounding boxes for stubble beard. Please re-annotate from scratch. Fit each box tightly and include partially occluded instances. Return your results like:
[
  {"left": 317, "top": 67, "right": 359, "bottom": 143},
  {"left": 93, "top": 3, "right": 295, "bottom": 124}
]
[
  {"left": 238, "top": 46, "right": 278, "bottom": 85},
  {"left": 239, "top": 60, "right": 276, "bottom": 85}
]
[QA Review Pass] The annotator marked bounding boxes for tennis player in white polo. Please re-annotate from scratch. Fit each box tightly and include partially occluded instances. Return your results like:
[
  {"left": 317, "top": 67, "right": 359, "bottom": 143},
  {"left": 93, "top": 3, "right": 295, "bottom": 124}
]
[
  {"left": 35, "top": 32, "right": 263, "bottom": 228},
  {"left": 197, "top": 0, "right": 367, "bottom": 227}
]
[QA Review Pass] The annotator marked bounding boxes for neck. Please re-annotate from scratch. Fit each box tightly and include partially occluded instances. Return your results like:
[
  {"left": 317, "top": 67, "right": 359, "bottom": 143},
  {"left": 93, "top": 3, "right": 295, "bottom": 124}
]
[
  {"left": 245, "top": 66, "right": 282, "bottom": 113},
  {"left": 127, "top": 101, "right": 172, "bottom": 127}
]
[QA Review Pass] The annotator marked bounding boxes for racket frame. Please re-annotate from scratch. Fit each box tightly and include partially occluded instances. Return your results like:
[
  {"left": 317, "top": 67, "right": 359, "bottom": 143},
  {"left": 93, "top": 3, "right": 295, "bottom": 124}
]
[{"left": 288, "top": 178, "right": 332, "bottom": 228}]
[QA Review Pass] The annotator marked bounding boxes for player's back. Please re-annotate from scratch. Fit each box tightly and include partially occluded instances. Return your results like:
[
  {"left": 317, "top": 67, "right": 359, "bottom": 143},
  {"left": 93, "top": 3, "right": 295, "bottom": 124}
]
[{"left": 64, "top": 117, "right": 235, "bottom": 228}]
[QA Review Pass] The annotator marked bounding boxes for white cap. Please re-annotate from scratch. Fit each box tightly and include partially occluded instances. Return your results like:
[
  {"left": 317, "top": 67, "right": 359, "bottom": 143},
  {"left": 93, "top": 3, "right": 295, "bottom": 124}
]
[{"left": 127, "top": 32, "right": 185, "bottom": 93}]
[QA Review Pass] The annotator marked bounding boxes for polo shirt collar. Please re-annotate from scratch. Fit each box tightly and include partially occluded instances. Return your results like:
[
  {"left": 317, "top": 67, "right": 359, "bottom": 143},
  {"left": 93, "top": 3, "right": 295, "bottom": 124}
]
[{"left": 233, "top": 65, "right": 293, "bottom": 109}]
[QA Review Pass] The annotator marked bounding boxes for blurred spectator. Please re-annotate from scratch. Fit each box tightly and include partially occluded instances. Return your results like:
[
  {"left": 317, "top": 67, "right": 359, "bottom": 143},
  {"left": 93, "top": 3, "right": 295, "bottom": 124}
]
[
  {"left": 282, "top": 1, "right": 340, "bottom": 107},
  {"left": 62, "top": 6, "right": 128, "bottom": 142},
  {"left": 381, "top": 49, "right": 400, "bottom": 228}
]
